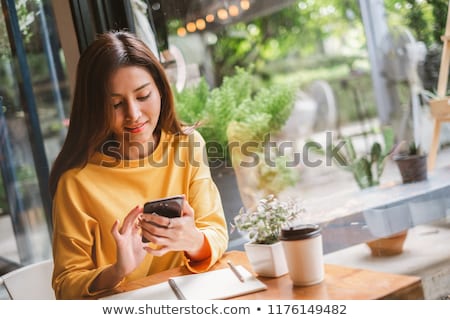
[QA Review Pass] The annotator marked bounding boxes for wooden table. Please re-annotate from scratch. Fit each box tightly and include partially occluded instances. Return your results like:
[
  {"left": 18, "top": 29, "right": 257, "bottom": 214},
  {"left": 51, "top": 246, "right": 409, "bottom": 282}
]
[{"left": 105, "top": 250, "right": 424, "bottom": 300}]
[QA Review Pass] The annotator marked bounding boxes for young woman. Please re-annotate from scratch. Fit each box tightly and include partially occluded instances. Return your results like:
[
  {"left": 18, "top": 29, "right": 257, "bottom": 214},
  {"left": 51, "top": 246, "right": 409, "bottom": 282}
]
[{"left": 49, "top": 31, "right": 228, "bottom": 299}]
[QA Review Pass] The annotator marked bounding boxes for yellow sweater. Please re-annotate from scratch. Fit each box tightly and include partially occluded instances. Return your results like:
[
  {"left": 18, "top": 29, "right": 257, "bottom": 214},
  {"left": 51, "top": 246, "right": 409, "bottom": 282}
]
[{"left": 52, "top": 130, "right": 228, "bottom": 299}]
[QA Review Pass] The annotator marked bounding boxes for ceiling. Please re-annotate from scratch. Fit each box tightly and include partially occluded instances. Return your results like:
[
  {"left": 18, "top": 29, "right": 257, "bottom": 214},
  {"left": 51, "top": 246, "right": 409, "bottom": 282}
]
[{"left": 159, "top": 0, "right": 298, "bottom": 32}]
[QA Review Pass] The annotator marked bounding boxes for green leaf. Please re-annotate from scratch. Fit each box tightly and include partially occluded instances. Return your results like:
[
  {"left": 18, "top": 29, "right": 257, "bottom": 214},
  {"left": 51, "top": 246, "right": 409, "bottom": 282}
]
[
  {"left": 371, "top": 142, "right": 382, "bottom": 163},
  {"left": 381, "top": 126, "right": 395, "bottom": 155},
  {"left": 344, "top": 137, "right": 357, "bottom": 162},
  {"left": 173, "top": 78, "right": 209, "bottom": 124},
  {"left": 353, "top": 157, "right": 372, "bottom": 189}
]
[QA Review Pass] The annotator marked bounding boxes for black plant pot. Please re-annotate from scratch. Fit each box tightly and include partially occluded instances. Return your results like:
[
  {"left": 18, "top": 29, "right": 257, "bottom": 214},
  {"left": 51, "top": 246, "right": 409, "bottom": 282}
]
[
  {"left": 210, "top": 166, "right": 245, "bottom": 241},
  {"left": 394, "top": 154, "right": 428, "bottom": 184}
]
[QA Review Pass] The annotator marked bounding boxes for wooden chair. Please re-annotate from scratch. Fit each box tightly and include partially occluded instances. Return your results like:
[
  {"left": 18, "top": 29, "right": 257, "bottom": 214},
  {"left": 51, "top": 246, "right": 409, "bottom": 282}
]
[
  {"left": 428, "top": 2, "right": 450, "bottom": 171},
  {"left": 1, "top": 259, "right": 55, "bottom": 300}
]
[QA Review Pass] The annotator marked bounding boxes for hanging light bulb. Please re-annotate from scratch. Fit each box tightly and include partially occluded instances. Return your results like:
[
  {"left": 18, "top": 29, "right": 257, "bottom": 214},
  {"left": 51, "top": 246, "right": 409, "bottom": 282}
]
[
  {"left": 217, "top": 8, "right": 228, "bottom": 20},
  {"left": 228, "top": 5, "right": 239, "bottom": 17},
  {"left": 186, "top": 22, "right": 196, "bottom": 32},
  {"left": 206, "top": 14, "right": 215, "bottom": 23},
  {"left": 196, "top": 18, "right": 206, "bottom": 30},
  {"left": 240, "top": 0, "right": 250, "bottom": 10},
  {"left": 177, "top": 27, "right": 187, "bottom": 37}
]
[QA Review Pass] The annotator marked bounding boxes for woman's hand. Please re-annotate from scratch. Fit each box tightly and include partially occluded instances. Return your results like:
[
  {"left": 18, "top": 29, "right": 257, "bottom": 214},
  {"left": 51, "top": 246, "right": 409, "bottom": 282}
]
[
  {"left": 140, "top": 196, "right": 205, "bottom": 258},
  {"left": 111, "top": 205, "right": 148, "bottom": 276},
  {"left": 90, "top": 205, "right": 147, "bottom": 292}
]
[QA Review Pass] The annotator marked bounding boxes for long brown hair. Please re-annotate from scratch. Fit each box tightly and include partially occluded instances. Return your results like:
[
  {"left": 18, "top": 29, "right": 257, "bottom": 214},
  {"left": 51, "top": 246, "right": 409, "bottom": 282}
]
[{"left": 49, "top": 31, "right": 183, "bottom": 198}]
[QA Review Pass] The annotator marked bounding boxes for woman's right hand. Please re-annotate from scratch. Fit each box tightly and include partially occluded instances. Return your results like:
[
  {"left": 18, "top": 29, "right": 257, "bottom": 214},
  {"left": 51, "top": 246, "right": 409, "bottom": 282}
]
[
  {"left": 90, "top": 205, "right": 147, "bottom": 292},
  {"left": 111, "top": 205, "right": 147, "bottom": 277}
]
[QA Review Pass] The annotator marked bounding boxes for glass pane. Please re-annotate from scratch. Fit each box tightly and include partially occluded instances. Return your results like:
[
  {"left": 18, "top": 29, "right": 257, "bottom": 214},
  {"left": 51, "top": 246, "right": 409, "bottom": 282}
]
[
  {"left": 0, "top": 0, "right": 69, "bottom": 266},
  {"left": 26, "top": 0, "right": 70, "bottom": 165}
]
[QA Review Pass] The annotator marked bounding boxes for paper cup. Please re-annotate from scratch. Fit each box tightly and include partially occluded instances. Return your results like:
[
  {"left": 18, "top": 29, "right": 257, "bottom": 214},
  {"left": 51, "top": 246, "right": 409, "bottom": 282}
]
[{"left": 280, "top": 224, "right": 324, "bottom": 286}]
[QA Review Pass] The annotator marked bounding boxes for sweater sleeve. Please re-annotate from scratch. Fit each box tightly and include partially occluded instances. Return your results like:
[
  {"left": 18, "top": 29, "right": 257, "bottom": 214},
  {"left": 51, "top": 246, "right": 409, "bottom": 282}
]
[{"left": 51, "top": 172, "right": 119, "bottom": 299}]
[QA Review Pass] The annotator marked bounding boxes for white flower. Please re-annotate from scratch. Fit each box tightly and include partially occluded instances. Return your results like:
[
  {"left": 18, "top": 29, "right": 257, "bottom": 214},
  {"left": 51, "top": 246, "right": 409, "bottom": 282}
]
[{"left": 232, "top": 194, "right": 306, "bottom": 244}]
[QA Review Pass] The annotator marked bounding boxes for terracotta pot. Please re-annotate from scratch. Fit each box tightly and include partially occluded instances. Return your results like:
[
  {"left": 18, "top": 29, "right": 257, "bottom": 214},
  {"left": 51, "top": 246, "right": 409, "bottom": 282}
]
[
  {"left": 365, "top": 230, "right": 408, "bottom": 257},
  {"left": 394, "top": 154, "right": 428, "bottom": 184}
]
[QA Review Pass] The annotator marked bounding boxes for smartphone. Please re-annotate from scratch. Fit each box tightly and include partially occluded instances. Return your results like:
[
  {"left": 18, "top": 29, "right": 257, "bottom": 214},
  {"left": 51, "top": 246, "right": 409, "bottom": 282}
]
[
  {"left": 142, "top": 195, "right": 184, "bottom": 242},
  {"left": 143, "top": 195, "right": 184, "bottom": 218}
]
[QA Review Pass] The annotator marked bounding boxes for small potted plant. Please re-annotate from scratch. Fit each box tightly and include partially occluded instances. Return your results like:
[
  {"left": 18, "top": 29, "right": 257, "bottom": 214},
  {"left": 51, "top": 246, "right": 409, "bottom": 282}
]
[
  {"left": 309, "top": 126, "right": 395, "bottom": 190},
  {"left": 231, "top": 194, "right": 305, "bottom": 277},
  {"left": 175, "top": 67, "right": 296, "bottom": 210},
  {"left": 392, "top": 141, "right": 428, "bottom": 184}
]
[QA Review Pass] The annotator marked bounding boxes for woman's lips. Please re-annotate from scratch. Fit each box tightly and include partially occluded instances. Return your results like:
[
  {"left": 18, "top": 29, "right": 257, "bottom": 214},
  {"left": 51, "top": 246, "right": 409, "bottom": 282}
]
[{"left": 125, "top": 122, "right": 147, "bottom": 133}]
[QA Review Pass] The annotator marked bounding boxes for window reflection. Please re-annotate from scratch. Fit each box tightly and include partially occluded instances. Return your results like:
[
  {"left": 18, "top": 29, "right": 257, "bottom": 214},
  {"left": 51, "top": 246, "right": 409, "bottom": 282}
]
[{"left": 0, "top": 0, "right": 70, "bottom": 268}]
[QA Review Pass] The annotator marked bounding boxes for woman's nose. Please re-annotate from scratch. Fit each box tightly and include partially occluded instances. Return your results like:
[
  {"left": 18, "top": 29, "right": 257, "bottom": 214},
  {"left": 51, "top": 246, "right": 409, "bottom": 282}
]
[{"left": 125, "top": 101, "right": 141, "bottom": 121}]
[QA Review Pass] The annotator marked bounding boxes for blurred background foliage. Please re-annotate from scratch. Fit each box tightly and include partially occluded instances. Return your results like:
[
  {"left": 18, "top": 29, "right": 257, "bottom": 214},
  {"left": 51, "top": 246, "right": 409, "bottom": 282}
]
[
  {"left": 169, "top": 0, "right": 448, "bottom": 125},
  {"left": 1, "top": 0, "right": 448, "bottom": 127}
]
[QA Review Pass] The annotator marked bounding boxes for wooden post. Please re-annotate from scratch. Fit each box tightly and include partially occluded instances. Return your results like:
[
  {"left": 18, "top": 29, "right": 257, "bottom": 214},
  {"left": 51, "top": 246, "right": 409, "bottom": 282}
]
[{"left": 428, "top": 1, "right": 450, "bottom": 171}]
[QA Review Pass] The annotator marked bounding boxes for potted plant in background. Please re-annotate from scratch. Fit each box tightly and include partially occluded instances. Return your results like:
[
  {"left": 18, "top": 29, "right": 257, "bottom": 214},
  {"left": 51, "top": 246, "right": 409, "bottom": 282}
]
[
  {"left": 392, "top": 141, "right": 428, "bottom": 184},
  {"left": 174, "top": 68, "right": 297, "bottom": 250},
  {"left": 330, "top": 127, "right": 410, "bottom": 256},
  {"left": 174, "top": 67, "right": 297, "bottom": 214},
  {"left": 310, "top": 126, "right": 395, "bottom": 189},
  {"left": 231, "top": 194, "right": 305, "bottom": 277},
  {"left": 335, "top": 126, "right": 394, "bottom": 189},
  {"left": 311, "top": 126, "right": 410, "bottom": 256},
  {"left": 226, "top": 84, "right": 299, "bottom": 209}
]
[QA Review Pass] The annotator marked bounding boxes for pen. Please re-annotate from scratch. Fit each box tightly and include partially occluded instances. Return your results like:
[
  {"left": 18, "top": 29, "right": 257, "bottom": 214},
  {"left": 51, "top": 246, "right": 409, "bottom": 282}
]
[
  {"left": 227, "top": 260, "right": 245, "bottom": 282},
  {"left": 168, "top": 278, "right": 186, "bottom": 300}
]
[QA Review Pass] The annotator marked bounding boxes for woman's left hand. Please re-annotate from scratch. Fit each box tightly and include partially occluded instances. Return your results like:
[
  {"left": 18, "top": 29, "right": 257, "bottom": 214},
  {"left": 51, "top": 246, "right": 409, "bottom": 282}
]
[{"left": 140, "top": 196, "right": 205, "bottom": 257}]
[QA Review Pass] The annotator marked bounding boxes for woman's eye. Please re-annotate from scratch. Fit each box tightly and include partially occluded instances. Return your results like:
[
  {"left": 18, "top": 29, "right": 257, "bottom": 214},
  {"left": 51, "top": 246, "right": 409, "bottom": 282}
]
[
  {"left": 137, "top": 93, "right": 150, "bottom": 101},
  {"left": 112, "top": 101, "right": 123, "bottom": 109}
]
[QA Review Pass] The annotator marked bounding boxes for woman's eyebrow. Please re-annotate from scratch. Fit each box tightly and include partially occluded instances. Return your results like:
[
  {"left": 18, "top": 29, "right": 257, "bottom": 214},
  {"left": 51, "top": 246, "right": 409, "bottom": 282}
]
[{"left": 111, "top": 82, "right": 152, "bottom": 96}]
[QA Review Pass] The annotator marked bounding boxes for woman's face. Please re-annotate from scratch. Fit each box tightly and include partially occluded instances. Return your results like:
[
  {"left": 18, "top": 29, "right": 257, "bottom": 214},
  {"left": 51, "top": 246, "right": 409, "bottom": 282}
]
[{"left": 109, "top": 66, "right": 161, "bottom": 159}]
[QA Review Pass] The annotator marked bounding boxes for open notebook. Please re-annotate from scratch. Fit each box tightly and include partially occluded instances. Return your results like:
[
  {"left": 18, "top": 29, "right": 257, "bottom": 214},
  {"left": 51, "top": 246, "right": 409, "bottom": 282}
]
[{"left": 101, "top": 265, "right": 267, "bottom": 300}]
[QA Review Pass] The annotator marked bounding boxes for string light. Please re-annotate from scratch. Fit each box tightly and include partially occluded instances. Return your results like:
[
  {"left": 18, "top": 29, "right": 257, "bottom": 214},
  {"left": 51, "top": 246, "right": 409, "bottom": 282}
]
[
  {"left": 240, "top": 0, "right": 250, "bottom": 10},
  {"left": 196, "top": 18, "right": 206, "bottom": 30},
  {"left": 186, "top": 22, "right": 196, "bottom": 32},
  {"left": 228, "top": 5, "right": 239, "bottom": 17},
  {"left": 177, "top": 27, "right": 187, "bottom": 37},
  {"left": 183, "top": 1, "right": 252, "bottom": 33},
  {"left": 217, "top": 8, "right": 228, "bottom": 20}
]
